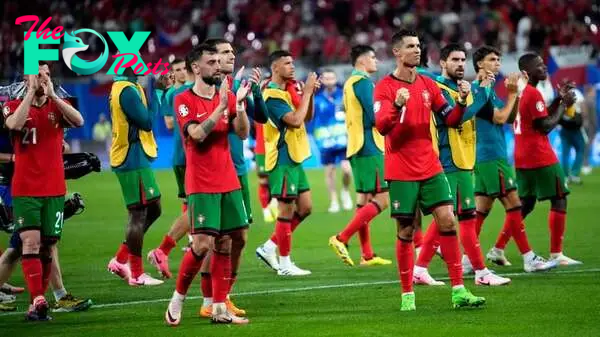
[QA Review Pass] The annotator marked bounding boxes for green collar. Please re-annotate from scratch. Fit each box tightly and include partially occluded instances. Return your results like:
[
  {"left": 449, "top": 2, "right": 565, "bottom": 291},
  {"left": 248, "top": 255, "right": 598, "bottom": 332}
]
[
  {"left": 435, "top": 75, "right": 458, "bottom": 90},
  {"left": 351, "top": 69, "right": 369, "bottom": 78}
]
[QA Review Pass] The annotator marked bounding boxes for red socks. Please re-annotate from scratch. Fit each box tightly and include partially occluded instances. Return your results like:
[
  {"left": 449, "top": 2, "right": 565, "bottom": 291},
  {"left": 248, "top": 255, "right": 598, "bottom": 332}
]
[
  {"left": 22, "top": 255, "right": 43, "bottom": 301},
  {"left": 200, "top": 273, "right": 212, "bottom": 298},
  {"left": 506, "top": 208, "right": 531, "bottom": 254},
  {"left": 549, "top": 209, "right": 566, "bottom": 254},
  {"left": 459, "top": 217, "right": 486, "bottom": 271},
  {"left": 494, "top": 219, "right": 512, "bottom": 250},
  {"left": 439, "top": 231, "right": 463, "bottom": 287},
  {"left": 175, "top": 249, "right": 204, "bottom": 295},
  {"left": 159, "top": 235, "right": 177, "bottom": 256},
  {"left": 258, "top": 183, "right": 270, "bottom": 209},
  {"left": 182, "top": 203, "right": 188, "bottom": 213},
  {"left": 211, "top": 252, "right": 231, "bottom": 303},
  {"left": 129, "top": 254, "right": 143, "bottom": 279},
  {"left": 358, "top": 220, "right": 374, "bottom": 260},
  {"left": 475, "top": 211, "right": 488, "bottom": 237},
  {"left": 416, "top": 220, "right": 440, "bottom": 267},
  {"left": 115, "top": 243, "right": 129, "bottom": 264},
  {"left": 275, "top": 218, "right": 292, "bottom": 256},
  {"left": 338, "top": 202, "right": 380, "bottom": 243},
  {"left": 396, "top": 239, "right": 414, "bottom": 293},
  {"left": 413, "top": 229, "right": 423, "bottom": 249},
  {"left": 271, "top": 213, "right": 304, "bottom": 245}
]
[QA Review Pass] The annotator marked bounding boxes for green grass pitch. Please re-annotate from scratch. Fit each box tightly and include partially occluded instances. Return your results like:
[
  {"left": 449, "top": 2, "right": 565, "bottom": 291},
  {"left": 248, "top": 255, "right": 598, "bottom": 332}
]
[{"left": 1, "top": 169, "right": 599, "bottom": 336}]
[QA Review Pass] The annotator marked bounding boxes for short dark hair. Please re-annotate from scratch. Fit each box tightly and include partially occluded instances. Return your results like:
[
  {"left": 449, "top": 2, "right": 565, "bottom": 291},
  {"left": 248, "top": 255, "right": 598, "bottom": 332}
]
[
  {"left": 269, "top": 50, "right": 292, "bottom": 66},
  {"left": 186, "top": 44, "right": 217, "bottom": 72},
  {"left": 203, "top": 38, "right": 230, "bottom": 49},
  {"left": 440, "top": 43, "right": 467, "bottom": 61},
  {"left": 172, "top": 58, "right": 185, "bottom": 66},
  {"left": 391, "top": 29, "right": 419, "bottom": 48},
  {"left": 350, "top": 45, "right": 374, "bottom": 66},
  {"left": 518, "top": 52, "right": 540, "bottom": 72},
  {"left": 321, "top": 68, "right": 336, "bottom": 75},
  {"left": 472, "top": 46, "right": 501, "bottom": 72}
]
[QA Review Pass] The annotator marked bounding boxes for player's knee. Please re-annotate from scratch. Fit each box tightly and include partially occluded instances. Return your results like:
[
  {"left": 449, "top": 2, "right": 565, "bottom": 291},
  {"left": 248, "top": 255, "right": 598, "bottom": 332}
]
[
  {"left": 1, "top": 248, "right": 21, "bottom": 265},
  {"left": 214, "top": 235, "right": 232, "bottom": 255},
  {"left": 437, "top": 212, "right": 457, "bottom": 232},
  {"left": 520, "top": 197, "right": 536, "bottom": 218},
  {"left": 297, "top": 202, "right": 312, "bottom": 218},
  {"left": 19, "top": 231, "right": 41, "bottom": 254},
  {"left": 395, "top": 218, "right": 415, "bottom": 241},
  {"left": 147, "top": 200, "right": 162, "bottom": 223},
  {"left": 191, "top": 236, "right": 211, "bottom": 257},
  {"left": 374, "top": 194, "right": 389, "bottom": 210},
  {"left": 230, "top": 229, "right": 247, "bottom": 250},
  {"left": 551, "top": 197, "right": 567, "bottom": 212}
]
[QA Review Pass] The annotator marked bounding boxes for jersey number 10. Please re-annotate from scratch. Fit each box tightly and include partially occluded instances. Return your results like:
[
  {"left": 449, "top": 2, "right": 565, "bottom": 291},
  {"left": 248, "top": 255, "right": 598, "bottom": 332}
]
[{"left": 22, "top": 127, "right": 38, "bottom": 145}]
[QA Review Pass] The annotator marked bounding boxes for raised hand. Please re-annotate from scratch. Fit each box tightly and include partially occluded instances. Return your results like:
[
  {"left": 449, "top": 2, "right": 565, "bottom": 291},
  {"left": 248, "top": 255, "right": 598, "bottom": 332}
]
[
  {"left": 504, "top": 72, "right": 520, "bottom": 94},
  {"left": 395, "top": 88, "right": 410, "bottom": 107},
  {"left": 457, "top": 80, "right": 471, "bottom": 99},
  {"left": 304, "top": 72, "right": 318, "bottom": 94},
  {"left": 249, "top": 67, "right": 262, "bottom": 85},
  {"left": 480, "top": 70, "right": 495, "bottom": 88},
  {"left": 219, "top": 79, "right": 230, "bottom": 109},
  {"left": 313, "top": 76, "right": 322, "bottom": 93},
  {"left": 236, "top": 80, "right": 252, "bottom": 103},
  {"left": 40, "top": 73, "right": 56, "bottom": 98},
  {"left": 27, "top": 74, "right": 39, "bottom": 93}
]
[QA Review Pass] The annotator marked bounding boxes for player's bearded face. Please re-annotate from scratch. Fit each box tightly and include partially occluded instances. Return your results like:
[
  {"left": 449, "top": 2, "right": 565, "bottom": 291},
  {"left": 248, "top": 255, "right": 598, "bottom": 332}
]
[
  {"left": 443, "top": 51, "right": 466, "bottom": 80},
  {"left": 196, "top": 54, "right": 222, "bottom": 86}
]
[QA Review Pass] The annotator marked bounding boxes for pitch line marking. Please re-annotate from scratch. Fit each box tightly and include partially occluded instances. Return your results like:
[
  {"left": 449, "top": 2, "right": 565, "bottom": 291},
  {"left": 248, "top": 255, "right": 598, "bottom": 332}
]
[{"left": 1, "top": 268, "right": 599, "bottom": 315}]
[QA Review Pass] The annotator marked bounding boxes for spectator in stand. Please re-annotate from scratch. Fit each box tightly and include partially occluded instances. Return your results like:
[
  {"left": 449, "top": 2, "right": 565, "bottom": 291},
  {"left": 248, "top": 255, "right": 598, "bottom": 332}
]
[{"left": 92, "top": 113, "right": 112, "bottom": 156}]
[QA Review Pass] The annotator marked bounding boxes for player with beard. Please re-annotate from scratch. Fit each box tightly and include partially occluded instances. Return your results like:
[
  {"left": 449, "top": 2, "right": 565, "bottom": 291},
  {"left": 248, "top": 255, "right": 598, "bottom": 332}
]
[
  {"left": 511, "top": 53, "right": 581, "bottom": 266},
  {"left": 165, "top": 44, "right": 251, "bottom": 325},
  {"left": 374, "top": 31, "right": 485, "bottom": 311},
  {"left": 412, "top": 43, "right": 511, "bottom": 286},
  {"left": 255, "top": 51, "right": 320, "bottom": 276},
  {"left": 3, "top": 63, "right": 84, "bottom": 320},
  {"left": 195, "top": 38, "right": 268, "bottom": 318}
]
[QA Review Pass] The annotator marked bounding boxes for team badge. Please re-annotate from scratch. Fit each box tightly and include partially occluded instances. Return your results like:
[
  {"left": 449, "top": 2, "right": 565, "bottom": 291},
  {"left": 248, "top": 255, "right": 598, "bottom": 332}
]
[
  {"left": 17, "top": 217, "right": 24, "bottom": 225},
  {"left": 374, "top": 101, "right": 381, "bottom": 113},
  {"left": 2, "top": 106, "right": 10, "bottom": 117},
  {"left": 392, "top": 200, "right": 400, "bottom": 210},
  {"left": 48, "top": 112, "right": 56, "bottom": 123},
  {"left": 536, "top": 101, "right": 544, "bottom": 112},
  {"left": 465, "top": 198, "right": 471, "bottom": 206},
  {"left": 508, "top": 178, "right": 514, "bottom": 185},
  {"left": 290, "top": 184, "right": 296, "bottom": 192},
  {"left": 197, "top": 214, "right": 206, "bottom": 225},
  {"left": 149, "top": 187, "right": 155, "bottom": 196},
  {"left": 178, "top": 104, "right": 189, "bottom": 117}
]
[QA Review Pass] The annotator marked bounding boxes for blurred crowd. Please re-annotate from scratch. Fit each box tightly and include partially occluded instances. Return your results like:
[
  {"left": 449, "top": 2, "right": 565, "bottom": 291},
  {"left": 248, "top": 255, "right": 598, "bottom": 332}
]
[{"left": 1, "top": 0, "right": 598, "bottom": 79}]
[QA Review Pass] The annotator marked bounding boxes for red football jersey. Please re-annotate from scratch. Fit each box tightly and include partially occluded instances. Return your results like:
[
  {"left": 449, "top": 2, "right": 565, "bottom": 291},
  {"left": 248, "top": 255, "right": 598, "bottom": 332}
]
[
  {"left": 3, "top": 99, "right": 67, "bottom": 197},
  {"left": 254, "top": 122, "right": 265, "bottom": 155},
  {"left": 374, "top": 74, "right": 448, "bottom": 181},
  {"left": 513, "top": 84, "right": 558, "bottom": 169},
  {"left": 174, "top": 88, "right": 240, "bottom": 194}
]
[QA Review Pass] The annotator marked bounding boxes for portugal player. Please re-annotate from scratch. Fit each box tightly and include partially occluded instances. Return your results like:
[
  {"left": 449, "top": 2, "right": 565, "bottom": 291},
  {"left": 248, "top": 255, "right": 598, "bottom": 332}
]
[
  {"left": 3, "top": 63, "right": 84, "bottom": 320},
  {"left": 165, "top": 44, "right": 251, "bottom": 325},
  {"left": 374, "top": 30, "right": 484, "bottom": 311},
  {"left": 513, "top": 53, "right": 581, "bottom": 266}
]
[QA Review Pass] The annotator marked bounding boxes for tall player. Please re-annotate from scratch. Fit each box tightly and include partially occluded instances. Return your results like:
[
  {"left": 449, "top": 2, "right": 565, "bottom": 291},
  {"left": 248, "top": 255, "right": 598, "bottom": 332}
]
[
  {"left": 511, "top": 53, "right": 581, "bottom": 266},
  {"left": 255, "top": 51, "right": 320, "bottom": 276},
  {"left": 374, "top": 30, "right": 485, "bottom": 311},
  {"left": 328, "top": 45, "right": 392, "bottom": 267},
  {"left": 106, "top": 66, "right": 163, "bottom": 286},
  {"left": 4, "top": 64, "right": 84, "bottom": 320},
  {"left": 413, "top": 44, "right": 510, "bottom": 286},
  {"left": 165, "top": 44, "right": 251, "bottom": 325},
  {"left": 464, "top": 46, "right": 556, "bottom": 272},
  {"left": 196, "top": 38, "right": 268, "bottom": 318}
]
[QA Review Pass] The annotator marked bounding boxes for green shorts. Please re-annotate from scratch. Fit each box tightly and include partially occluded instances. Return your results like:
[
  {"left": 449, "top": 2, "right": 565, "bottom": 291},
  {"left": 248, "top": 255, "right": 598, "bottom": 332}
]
[
  {"left": 256, "top": 154, "right": 268, "bottom": 177},
  {"left": 446, "top": 170, "right": 476, "bottom": 216},
  {"left": 13, "top": 196, "right": 65, "bottom": 239},
  {"left": 388, "top": 173, "right": 454, "bottom": 218},
  {"left": 268, "top": 163, "right": 310, "bottom": 200},
  {"left": 475, "top": 159, "right": 517, "bottom": 198},
  {"left": 188, "top": 190, "right": 249, "bottom": 236},
  {"left": 238, "top": 174, "right": 253, "bottom": 223},
  {"left": 350, "top": 155, "right": 388, "bottom": 194},
  {"left": 115, "top": 168, "right": 161, "bottom": 209},
  {"left": 173, "top": 165, "right": 186, "bottom": 200},
  {"left": 516, "top": 163, "right": 570, "bottom": 200}
]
